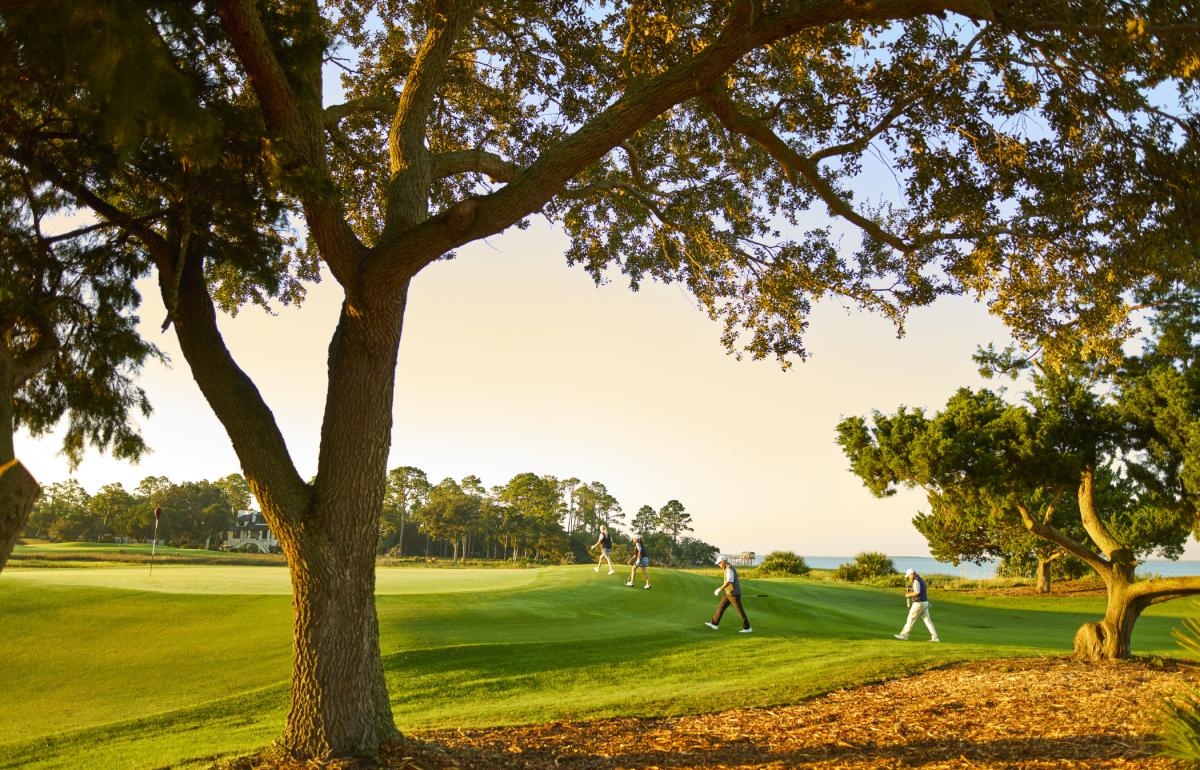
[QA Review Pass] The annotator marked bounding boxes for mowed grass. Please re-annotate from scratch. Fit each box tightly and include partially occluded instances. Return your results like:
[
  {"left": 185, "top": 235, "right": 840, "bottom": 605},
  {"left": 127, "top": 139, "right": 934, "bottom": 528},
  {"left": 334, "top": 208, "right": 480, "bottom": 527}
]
[{"left": 0, "top": 565, "right": 1194, "bottom": 769}]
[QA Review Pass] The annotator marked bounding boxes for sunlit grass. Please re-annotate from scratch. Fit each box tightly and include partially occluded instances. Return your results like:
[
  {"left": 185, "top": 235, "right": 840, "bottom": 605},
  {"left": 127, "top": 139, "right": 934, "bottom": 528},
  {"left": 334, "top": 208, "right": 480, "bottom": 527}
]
[{"left": 0, "top": 565, "right": 1194, "bottom": 769}]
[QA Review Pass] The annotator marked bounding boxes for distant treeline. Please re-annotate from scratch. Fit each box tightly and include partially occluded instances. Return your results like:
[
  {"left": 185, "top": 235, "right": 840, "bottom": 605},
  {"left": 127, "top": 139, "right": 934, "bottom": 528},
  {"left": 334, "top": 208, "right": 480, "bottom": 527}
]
[
  {"left": 23, "top": 468, "right": 721, "bottom": 566},
  {"left": 23, "top": 475, "right": 248, "bottom": 548},
  {"left": 380, "top": 467, "right": 719, "bottom": 566}
]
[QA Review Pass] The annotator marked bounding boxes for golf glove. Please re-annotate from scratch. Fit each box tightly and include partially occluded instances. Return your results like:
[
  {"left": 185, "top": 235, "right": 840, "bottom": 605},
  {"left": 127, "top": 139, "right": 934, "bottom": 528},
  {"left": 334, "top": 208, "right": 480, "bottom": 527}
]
[{"left": 714, "top": 588, "right": 721, "bottom": 596}]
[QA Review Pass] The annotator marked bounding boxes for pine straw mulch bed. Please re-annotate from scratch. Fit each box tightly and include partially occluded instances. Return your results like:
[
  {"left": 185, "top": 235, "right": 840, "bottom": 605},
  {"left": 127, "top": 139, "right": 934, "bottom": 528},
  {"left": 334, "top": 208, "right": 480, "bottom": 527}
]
[
  {"left": 957, "top": 580, "right": 1109, "bottom": 598},
  {"left": 372, "top": 657, "right": 1196, "bottom": 770}
]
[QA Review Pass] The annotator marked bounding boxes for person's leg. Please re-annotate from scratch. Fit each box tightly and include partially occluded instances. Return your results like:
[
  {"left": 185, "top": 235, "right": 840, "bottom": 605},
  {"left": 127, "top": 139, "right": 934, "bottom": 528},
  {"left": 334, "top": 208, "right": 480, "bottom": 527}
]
[
  {"left": 897, "top": 602, "right": 923, "bottom": 638},
  {"left": 603, "top": 552, "right": 614, "bottom": 572},
  {"left": 627, "top": 564, "right": 636, "bottom": 584},
  {"left": 642, "top": 565, "right": 651, "bottom": 587},
  {"left": 921, "top": 604, "right": 939, "bottom": 641},
  {"left": 712, "top": 595, "right": 731, "bottom": 625},
  {"left": 730, "top": 594, "right": 750, "bottom": 630}
]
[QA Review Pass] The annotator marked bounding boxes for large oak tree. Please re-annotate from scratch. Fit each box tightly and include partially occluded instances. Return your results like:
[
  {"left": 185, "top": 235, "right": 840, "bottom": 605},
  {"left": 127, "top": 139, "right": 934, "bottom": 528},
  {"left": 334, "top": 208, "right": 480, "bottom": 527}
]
[{"left": 3, "top": 0, "right": 1198, "bottom": 761}]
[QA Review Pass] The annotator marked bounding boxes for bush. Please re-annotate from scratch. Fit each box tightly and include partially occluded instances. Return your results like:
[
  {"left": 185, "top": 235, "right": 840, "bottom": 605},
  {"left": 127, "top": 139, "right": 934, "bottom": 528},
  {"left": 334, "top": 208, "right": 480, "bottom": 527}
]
[
  {"left": 758, "top": 550, "right": 810, "bottom": 576},
  {"left": 852, "top": 551, "right": 897, "bottom": 579},
  {"left": 831, "top": 552, "right": 898, "bottom": 583},
  {"left": 832, "top": 563, "right": 860, "bottom": 581}
]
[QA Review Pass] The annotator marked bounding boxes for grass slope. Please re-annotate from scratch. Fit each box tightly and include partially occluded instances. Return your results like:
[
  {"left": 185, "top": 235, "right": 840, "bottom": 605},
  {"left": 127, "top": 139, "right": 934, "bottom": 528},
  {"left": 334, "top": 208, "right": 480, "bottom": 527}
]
[{"left": 0, "top": 565, "right": 1193, "bottom": 769}]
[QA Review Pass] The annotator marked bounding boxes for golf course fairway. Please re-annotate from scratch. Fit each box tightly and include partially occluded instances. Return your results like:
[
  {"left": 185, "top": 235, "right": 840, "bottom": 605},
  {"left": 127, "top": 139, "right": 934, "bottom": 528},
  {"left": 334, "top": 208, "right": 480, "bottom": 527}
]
[{"left": 0, "top": 565, "right": 1193, "bottom": 769}]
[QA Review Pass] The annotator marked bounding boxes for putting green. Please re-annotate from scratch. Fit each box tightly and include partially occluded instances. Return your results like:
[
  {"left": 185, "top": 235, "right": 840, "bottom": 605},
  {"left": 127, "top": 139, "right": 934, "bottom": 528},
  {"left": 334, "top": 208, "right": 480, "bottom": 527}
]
[{"left": 1, "top": 565, "right": 545, "bottom": 594}]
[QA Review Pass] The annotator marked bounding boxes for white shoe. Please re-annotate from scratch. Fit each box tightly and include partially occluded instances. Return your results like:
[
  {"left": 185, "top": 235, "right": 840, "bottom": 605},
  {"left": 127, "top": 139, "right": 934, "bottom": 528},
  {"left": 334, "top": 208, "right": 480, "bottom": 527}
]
[
  {"left": 704, "top": 622, "right": 719, "bottom": 630},
  {"left": 643, "top": 584, "right": 652, "bottom": 589},
  {"left": 607, "top": 570, "right": 615, "bottom": 575},
  {"left": 625, "top": 581, "right": 634, "bottom": 586},
  {"left": 739, "top": 627, "right": 753, "bottom": 634},
  {"left": 594, "top": 566, "right": 599, "bottom": 572},
  {"left": 893, "top": 634, "right": 908, "bottom": 640}
]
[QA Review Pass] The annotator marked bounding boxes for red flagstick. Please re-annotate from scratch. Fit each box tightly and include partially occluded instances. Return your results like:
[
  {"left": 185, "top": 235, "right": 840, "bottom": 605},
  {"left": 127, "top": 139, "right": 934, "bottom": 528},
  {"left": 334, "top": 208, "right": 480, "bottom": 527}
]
[{"left": 150, "top": 506, "right": 161, "bottom": 576}]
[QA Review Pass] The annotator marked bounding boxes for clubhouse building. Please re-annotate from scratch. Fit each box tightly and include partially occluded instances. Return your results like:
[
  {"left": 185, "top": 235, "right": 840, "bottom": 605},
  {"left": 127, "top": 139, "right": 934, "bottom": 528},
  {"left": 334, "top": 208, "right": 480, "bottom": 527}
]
[{"left": 221, "top": 510, "right": 281, "bottom": 554}]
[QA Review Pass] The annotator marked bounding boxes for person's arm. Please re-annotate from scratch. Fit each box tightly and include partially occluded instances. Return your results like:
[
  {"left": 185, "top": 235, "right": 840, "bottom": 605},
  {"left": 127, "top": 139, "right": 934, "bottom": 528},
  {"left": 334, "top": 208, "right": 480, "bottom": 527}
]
[{"left": 715, "top": 569, "right": 733, "bottom": 595}]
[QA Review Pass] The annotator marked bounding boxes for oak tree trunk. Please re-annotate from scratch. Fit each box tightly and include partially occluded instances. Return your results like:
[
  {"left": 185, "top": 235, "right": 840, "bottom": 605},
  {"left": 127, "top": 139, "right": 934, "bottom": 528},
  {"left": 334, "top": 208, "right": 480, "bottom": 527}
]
[
  {"left": 169, "top": 259, "right": 410, "bottom": 760},
  {"left": 276, "top": 520, "right": 396, "bottom": 759},
  {"left": 268, "top": 293, "right": 407, "bottom": 759}
]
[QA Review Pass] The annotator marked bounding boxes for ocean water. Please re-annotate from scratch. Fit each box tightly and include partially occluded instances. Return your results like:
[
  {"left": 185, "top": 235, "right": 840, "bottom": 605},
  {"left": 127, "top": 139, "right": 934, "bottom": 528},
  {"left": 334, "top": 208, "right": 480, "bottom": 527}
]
[{"left": 798, "top": 555, "right": 1200, "bottom": 580}]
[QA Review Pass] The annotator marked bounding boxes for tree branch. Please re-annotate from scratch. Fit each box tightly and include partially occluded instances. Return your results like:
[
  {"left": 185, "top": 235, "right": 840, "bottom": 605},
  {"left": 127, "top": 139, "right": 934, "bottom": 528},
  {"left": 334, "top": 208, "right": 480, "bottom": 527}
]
[
  {"left": 1129, "top": 575, "right": 1200, "bottom": 605},
  {"left": 1077, "top": 467, "right": 1130, "bottom": 561},
  {"left": 1015, "top": 500, "right": 1112, "bottom": 578},
  {"left": 40, "top": 215, "right": 164, "bottom": 245},
  {"left": 322, "top": 95, "right": 395, "bottom": 129},
  {"left": 12, "top": 152, "right": 172, "bottom": 261},
  {"left": 810, "top": 28, "right": 988, "bottom": 163},
  {"left": 168, "top": 245, "right": 313, "bottom": 531},
  {"left": 702, "top": 83, "right": 911, "bottom": 253},
  {"left": 384, "top": 0, "right": 478, "bottom": 236},
  {"left": 216, "top": 0, "right": 365, "bottom": 290},
  {"left": 430, "top": 149, "right": 521, "bottom": 183}
]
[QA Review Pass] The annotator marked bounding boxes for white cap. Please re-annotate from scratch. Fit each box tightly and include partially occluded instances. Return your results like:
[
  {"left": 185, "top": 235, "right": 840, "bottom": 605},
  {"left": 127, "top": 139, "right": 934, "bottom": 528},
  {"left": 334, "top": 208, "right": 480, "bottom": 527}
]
[
  {"left": 904, "top": 568, "right": 915, "bottom": 577},
  {"left": 716, "top": 555, "right": 728, "bottom": 565}
]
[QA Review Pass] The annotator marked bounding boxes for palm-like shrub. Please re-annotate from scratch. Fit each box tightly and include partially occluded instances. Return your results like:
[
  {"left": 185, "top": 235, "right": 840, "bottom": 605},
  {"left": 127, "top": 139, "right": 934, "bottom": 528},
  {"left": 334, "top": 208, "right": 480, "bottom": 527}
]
[
  {"left": 832, "top": 552, "right": 898, "bottom": 582},
  {"left": 758, "top": 550, "right": 810, "bottom": 576},
  {"left": 853, "top": 551, "right": 897, "bottom": 579},
  {"left": 1159, "top": 614, "right": 1200, "bottom": 763}
]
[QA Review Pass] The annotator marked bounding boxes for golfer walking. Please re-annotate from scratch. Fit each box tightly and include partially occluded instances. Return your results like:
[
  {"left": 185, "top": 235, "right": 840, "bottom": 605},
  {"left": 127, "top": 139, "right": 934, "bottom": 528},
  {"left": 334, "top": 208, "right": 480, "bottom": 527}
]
[
  {"left": 590, "top": 524, "right": 615, "bottom": 574},
  {"left": 894, "top": 567, "right": 939, "bottom": 642},
  {"left": 625, "top": 534, "right": 652, "bottom": 589},
  {"left": 705, "top": 555, "right": 752, "bottom": 633}
]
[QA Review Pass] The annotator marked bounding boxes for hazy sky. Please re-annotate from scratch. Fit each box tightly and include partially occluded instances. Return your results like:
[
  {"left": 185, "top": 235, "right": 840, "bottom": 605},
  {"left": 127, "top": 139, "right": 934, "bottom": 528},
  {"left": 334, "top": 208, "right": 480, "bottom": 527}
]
[{"left": 23, "top": 213, "right": 1155, "bottom": 559}]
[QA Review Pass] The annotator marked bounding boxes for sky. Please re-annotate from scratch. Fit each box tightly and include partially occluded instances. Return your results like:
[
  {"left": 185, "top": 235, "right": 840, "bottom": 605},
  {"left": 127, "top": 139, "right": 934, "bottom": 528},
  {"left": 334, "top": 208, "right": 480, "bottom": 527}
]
[{"left": 18, "top": 212, "right": 1113, "bottom": 559}]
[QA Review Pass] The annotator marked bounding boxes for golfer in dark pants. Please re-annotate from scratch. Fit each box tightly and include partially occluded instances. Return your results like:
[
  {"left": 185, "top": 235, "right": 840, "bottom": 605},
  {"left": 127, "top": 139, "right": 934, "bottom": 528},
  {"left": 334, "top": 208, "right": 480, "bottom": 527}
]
[{"left": 705, "top": 555, "right": 752, "bottom": 633}]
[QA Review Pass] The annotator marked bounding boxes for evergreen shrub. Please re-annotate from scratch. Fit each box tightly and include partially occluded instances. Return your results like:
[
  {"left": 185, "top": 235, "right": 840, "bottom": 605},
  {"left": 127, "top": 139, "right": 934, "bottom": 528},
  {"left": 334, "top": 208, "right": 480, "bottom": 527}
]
[{"left": 757, "top": 550, "right": 810, "bottom": 576}]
